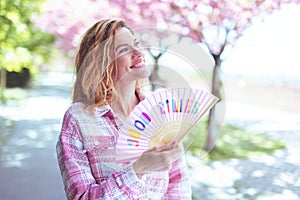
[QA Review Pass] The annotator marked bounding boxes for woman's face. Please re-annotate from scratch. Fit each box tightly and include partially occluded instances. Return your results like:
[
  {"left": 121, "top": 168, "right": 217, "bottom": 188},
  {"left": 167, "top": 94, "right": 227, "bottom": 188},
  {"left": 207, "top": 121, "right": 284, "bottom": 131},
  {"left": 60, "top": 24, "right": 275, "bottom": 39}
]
[{"left": 112, "top": 27, "right": 150, "bottom": 85}]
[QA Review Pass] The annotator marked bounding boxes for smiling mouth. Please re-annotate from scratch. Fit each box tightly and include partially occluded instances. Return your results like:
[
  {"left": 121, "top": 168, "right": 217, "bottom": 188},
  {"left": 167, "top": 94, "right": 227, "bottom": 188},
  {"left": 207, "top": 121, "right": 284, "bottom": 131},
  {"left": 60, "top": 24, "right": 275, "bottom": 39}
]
[{"left": 130, "top": 60, "right": 145, "bottom": 69}]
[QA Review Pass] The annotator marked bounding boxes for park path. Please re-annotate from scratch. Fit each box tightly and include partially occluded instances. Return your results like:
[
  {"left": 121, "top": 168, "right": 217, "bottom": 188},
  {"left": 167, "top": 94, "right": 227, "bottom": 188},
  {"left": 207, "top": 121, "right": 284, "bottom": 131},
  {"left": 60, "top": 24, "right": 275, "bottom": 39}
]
[
  {"left": 0, "top": 72, "right": 72, "bottom": 200},
  {"left": 0, "top": 72, "right": 299, "bottom": 200},
  {"left": 189, "top": 101, "right": 300, "bottom": 200}
]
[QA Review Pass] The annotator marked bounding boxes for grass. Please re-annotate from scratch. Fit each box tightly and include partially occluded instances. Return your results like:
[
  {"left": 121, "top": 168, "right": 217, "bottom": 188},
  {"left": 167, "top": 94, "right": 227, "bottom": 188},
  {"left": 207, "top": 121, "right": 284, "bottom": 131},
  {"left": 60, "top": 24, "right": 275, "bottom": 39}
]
[
  {"left": 0, "top": 88, "right": 27, "bottom": 102},
  {"left": 183, "top": 119, "right": 286, "bottom": 161}
]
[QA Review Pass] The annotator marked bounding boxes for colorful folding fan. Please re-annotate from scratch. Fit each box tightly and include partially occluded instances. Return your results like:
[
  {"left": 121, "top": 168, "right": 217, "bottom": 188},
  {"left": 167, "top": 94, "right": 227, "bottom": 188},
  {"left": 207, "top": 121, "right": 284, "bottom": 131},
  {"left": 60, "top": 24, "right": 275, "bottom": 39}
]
[{"left": 116, "top": 87, "right": 219, "bottom": 164}]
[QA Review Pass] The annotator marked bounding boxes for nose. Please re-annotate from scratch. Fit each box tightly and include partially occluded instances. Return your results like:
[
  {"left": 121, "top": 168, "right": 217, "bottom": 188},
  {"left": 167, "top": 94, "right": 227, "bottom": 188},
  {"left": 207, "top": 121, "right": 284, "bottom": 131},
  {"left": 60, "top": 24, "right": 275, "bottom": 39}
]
[{"left": 131, "top": 45, "right": 144, "bottom": 58}]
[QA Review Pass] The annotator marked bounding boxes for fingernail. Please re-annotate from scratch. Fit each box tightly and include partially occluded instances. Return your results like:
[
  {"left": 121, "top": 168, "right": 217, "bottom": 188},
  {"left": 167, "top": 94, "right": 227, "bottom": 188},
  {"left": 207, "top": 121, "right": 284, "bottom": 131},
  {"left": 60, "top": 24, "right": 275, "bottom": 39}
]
[{"left": 171, "top": 141, "right": 177, "bottom": 145}]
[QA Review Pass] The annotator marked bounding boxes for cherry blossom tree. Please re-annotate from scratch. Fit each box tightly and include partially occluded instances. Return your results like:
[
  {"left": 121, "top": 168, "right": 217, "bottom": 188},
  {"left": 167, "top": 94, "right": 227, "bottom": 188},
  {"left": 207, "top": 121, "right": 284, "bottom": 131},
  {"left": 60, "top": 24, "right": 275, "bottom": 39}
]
[
  {"left": 32, "top": 0, "right": 120, "bottom": 57},
  {"left": 148, "top": 0, "right": 300, "bottom": 151}
]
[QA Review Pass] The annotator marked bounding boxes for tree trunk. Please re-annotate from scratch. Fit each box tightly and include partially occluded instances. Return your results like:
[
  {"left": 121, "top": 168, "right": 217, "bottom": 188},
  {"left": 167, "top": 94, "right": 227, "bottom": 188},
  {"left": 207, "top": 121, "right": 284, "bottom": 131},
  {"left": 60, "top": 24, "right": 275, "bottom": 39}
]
[
  {"left": 148, "top": 55, "right": 161, "bottom": 91},
  {"left": 204, "top": 54, "right": 222, "bottom": 152},
  {"left": 0, "top": 68, "right": 7, "bottom": 101}
]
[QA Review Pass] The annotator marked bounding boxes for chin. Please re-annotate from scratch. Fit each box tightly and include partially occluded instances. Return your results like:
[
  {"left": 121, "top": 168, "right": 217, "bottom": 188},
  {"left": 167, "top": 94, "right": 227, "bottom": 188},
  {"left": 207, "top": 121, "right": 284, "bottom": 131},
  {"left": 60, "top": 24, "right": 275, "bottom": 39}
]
[{"left": 140, "top": 68, "right": 151, "bottom": 78}]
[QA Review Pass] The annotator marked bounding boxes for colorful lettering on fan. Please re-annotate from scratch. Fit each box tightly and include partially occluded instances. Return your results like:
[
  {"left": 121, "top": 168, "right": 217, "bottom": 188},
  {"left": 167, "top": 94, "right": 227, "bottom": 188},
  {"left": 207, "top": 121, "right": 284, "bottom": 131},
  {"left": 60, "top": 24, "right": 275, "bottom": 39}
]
[
  {"left": 157, "top": 99, "right": 196, "bottom": 114},
  {"left": 166, "top": 99, "right": 170, "bottom": 113},
  {"left": 139, "top": 112, "right": 151, "bottom": 125},
  {"left": 184, "top": 99, "right": 192, "bottom": 113},
  {"left": 127, "top": 138, "right": 139, "bottom": 146},
  {"left": 191, "top": 101, "right": 201, "bottom": 114},
  {"left": 157, "top": 102, "right": 165, "bottom": 114},
  {"left": 128, "top": 129, "right": 140, "bottom": 138},
  {"left": 127, "top": 112, "right": 151, "bottom": 146},
  {"left": 134, "top": 120, "right": 145, "bottom": 131},
  {"left": 172, "top": 99, "right": 182, "bottom": 112}
]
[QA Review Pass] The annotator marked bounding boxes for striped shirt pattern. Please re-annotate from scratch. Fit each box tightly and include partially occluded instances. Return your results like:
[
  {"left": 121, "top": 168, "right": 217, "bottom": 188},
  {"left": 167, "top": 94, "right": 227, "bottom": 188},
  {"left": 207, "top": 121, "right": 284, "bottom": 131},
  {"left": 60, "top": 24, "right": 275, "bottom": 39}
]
[{"left": 56, "top": 101, "right": 192, "bottom": 199}]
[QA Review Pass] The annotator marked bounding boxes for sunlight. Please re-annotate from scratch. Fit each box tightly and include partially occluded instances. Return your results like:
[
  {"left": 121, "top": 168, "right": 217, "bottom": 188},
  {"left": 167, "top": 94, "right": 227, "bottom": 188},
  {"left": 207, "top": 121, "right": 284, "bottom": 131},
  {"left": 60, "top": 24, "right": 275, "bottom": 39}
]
[{"left": 222, "top": 4, "right": 300, "bottom": 83}]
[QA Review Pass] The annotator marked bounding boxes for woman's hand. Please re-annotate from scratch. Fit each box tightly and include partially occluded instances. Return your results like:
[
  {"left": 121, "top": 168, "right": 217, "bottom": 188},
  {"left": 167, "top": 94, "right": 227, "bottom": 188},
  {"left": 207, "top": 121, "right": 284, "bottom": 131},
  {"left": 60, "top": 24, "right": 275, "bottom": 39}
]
[{"left": 132, "top": 141, "right": 183, "bottom": 178}]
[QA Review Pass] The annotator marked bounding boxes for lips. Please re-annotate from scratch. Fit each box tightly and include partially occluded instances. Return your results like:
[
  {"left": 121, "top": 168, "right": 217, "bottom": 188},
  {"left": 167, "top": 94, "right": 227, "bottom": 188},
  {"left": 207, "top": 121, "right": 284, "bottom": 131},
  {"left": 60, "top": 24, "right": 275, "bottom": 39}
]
[{"left": 130, "top": 59, "right": 145, "bottom": 69}]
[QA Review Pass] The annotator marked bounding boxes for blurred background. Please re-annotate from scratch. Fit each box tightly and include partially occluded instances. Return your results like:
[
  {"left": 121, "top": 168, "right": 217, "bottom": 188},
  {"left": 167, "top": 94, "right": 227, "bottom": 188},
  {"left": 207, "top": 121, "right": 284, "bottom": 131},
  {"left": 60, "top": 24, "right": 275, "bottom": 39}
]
[{"left": 0, "top": 0, "right": 300, "bottom": 199}]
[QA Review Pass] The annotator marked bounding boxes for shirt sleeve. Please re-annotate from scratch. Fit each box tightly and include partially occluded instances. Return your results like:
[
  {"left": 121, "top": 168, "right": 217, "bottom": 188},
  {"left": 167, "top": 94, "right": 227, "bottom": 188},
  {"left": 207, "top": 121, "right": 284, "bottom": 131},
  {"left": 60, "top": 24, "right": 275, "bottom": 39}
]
[
  {"left": 56, "top": 110, "right": 145, "bottom": 200},
  {"left": 163, "top": 147, "right": 192, "bottom": 199}
]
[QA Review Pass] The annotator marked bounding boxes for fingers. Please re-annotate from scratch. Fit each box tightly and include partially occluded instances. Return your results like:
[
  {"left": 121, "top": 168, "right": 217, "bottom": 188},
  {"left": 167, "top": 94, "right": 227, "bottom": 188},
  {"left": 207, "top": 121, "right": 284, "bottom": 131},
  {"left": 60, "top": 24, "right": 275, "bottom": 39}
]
[
  {"left": 155, "top": 143, "right": 183, "bottom": 167},
  {"left": 149, "top": 141, "right": 183, "bottom": 167},
  {"left": 133, "top": 141, "right": 184, "bottom": 176},
  {"left": 153, "top": 141, "right": 177, "bottom": 152},
  {"left": 163, "top": 145, "right": 183, "bottom": 162}
]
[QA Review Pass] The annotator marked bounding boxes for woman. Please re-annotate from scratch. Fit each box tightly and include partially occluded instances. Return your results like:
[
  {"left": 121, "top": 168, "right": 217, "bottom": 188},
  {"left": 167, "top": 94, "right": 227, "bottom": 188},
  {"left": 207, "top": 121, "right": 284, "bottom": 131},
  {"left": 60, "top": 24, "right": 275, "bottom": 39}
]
[{"left": 56, "top": 19, "right": 192, "bottom": 199}]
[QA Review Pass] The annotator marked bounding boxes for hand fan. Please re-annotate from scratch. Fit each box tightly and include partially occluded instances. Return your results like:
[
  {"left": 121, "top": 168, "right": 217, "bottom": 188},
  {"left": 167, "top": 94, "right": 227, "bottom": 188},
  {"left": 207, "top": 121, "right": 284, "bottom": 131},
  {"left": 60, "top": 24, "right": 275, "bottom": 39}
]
[{"left": 116, "top": 87, "right": 219, "bottom": 164}]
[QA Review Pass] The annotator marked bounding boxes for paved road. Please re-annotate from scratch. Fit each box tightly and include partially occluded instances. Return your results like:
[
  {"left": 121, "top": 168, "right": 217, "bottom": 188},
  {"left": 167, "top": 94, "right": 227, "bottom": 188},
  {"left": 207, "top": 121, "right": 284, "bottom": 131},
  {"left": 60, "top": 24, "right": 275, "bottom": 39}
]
[
  {"left": 1, "top": 72, "right": 299, "bottom": 200},
  {"left": 0, "top": 73, "right": 72, "bottom": 200}
]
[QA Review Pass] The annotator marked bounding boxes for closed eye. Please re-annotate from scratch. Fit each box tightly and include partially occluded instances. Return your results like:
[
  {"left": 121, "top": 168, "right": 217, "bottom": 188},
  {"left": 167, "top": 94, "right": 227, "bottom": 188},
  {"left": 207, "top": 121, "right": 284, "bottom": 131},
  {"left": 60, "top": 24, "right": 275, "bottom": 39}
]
[
  {"left": 116, "top": 39, "right": 142, "bottom": 55},
  {"left": 119, "top": 48, "right": 128, "bottom": 54},
  {"left": 134, "top": 41, "right": 141, "bottom": 47}
]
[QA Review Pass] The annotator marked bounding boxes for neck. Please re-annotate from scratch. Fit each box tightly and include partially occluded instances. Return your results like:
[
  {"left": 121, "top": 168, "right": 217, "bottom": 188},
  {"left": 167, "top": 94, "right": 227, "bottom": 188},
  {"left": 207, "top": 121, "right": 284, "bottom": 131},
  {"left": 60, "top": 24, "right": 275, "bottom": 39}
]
[{"left": 112, "top": 81, "right": 138, "bottom": 117}]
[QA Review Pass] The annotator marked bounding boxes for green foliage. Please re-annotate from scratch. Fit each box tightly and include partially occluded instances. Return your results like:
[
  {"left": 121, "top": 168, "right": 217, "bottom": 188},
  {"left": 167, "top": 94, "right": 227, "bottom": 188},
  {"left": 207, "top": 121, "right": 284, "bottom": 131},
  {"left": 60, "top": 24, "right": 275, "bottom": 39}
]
[
  {"left": 0, "top": 87, "right": 27, "bottom": 101},
  {"left": 0, "top": 0, "right": 55, "bottom": 72},
  {"left": 183, "top": 119, "right": 286, "bottom": 161}
]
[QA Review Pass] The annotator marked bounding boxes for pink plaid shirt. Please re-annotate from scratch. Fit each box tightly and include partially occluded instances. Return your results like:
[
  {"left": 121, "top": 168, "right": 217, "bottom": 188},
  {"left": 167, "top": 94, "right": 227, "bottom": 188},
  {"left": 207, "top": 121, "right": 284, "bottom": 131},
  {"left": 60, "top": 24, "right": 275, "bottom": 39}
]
[{"left": 56, "top": 100, "right": 192, "bottom": 199}]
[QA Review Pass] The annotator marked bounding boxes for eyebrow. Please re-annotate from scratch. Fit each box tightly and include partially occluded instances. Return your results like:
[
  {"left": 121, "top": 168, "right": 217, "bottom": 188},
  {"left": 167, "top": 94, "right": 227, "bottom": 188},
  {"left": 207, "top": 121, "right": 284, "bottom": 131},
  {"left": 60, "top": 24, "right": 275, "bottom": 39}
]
[{"left": 116, "top": 38, "right": 138, "bottom": 51}]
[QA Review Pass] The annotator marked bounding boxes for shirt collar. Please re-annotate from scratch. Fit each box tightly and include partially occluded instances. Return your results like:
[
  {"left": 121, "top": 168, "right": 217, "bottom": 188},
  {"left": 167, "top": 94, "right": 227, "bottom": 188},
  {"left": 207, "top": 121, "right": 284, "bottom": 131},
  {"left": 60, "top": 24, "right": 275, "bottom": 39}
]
[
  {"left": 94, "top": 104, "right": 111, "bottom": 117},
  {"left": 94, "top": 89, "right": 147, "bottom": 117}
]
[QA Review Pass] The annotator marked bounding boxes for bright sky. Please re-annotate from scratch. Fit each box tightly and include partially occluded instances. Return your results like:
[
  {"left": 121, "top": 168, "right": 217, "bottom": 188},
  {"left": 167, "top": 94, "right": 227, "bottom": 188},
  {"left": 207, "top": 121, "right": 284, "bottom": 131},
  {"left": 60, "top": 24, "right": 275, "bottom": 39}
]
[{"left": 222, "top": 4, "right": 300, "bottom": 80}]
